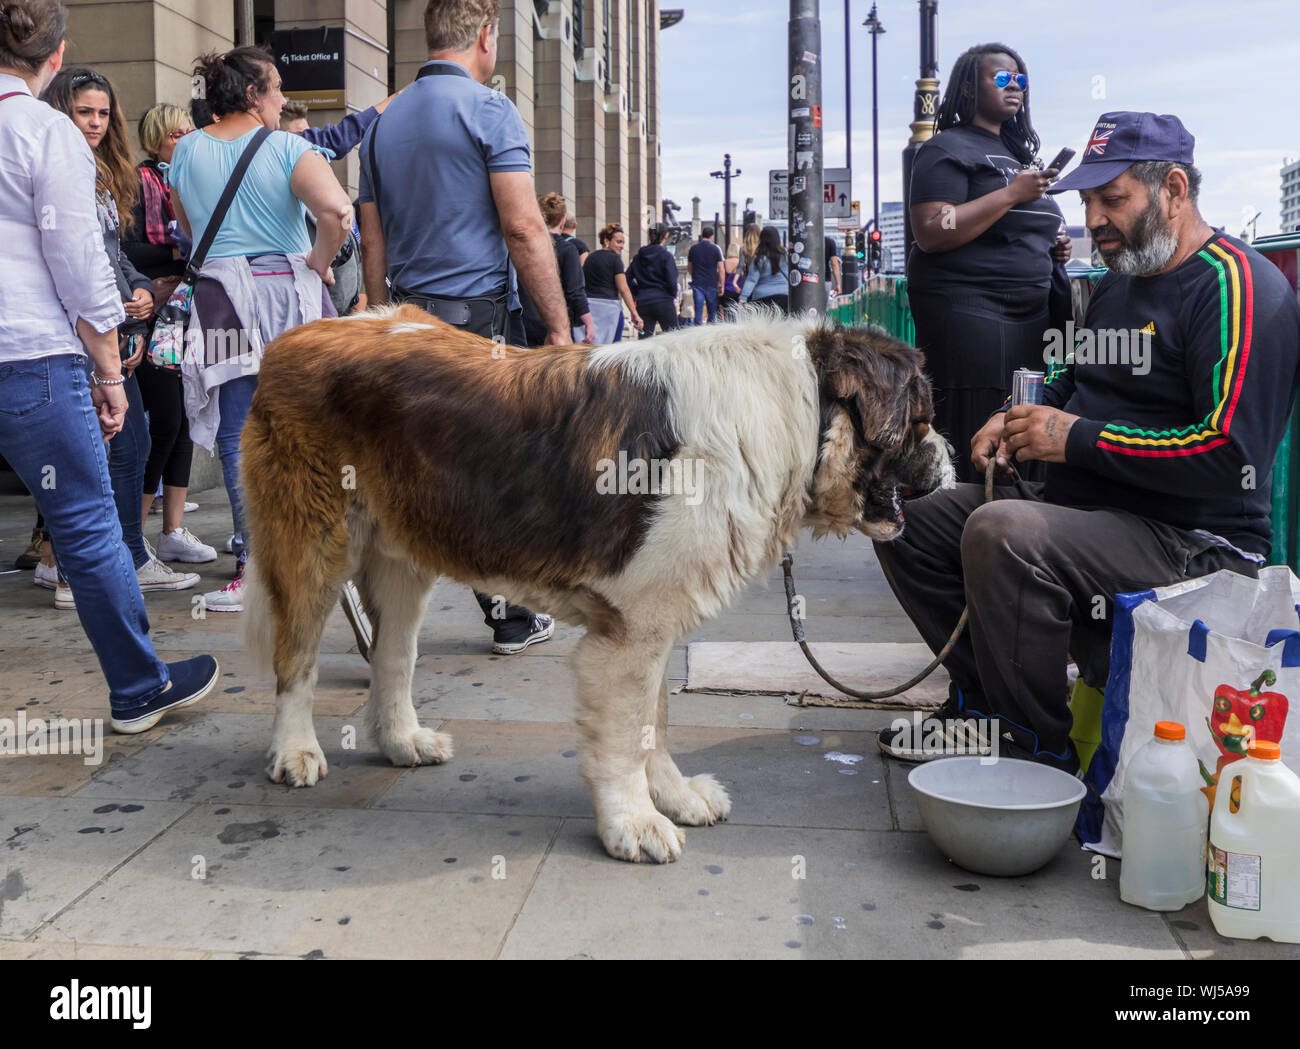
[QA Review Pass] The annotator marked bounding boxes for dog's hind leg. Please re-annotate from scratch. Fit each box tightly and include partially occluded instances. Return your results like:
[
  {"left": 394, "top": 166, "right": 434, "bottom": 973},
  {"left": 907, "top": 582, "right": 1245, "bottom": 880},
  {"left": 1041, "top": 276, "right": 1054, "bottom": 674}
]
[
  {"left": 573, "top": 627, "right": 684, "bottom": 863},
  {"left": 646, "top": 670, "right": 732, "bottom": 826},
  {"left": 360, "top": 545, "right": 452, "bottom": 767}
]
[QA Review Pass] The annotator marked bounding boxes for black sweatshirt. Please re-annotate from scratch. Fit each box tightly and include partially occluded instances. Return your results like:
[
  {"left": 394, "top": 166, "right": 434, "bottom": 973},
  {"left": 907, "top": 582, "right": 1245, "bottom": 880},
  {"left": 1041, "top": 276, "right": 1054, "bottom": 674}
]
[
  {"left": 1040, "top": 231, "right": 1300, "bottom": 556},
  {"left": 626, "top": 243, "right": 679, "bottom": 305}
]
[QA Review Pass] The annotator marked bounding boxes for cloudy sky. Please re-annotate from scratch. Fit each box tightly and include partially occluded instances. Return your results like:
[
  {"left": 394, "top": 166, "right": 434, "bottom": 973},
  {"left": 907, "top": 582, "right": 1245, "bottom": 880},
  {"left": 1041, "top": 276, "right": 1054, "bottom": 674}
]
[{"left": 659, "top": 0, "right": 1299, "bottom": 237}]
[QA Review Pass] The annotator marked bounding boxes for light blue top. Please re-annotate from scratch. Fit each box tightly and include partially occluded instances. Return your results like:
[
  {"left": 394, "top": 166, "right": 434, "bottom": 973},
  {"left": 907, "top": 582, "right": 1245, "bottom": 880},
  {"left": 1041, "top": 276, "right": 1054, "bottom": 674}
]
[
  {"left": 740, "top": 253, "right": 790, "bottom": 302},
  {"left": 169, "top": 126, "right": 314, "bottom": 259},
  {"left": 358, "top": 60, "right": 532, "bottom": 298}
]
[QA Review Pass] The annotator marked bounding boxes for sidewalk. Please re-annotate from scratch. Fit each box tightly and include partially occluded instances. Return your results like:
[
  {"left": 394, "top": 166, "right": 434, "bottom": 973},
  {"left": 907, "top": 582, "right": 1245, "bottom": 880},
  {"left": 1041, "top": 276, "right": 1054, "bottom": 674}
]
[{"left": 0, "top": 477, "right": 1294, "bottom": 959}]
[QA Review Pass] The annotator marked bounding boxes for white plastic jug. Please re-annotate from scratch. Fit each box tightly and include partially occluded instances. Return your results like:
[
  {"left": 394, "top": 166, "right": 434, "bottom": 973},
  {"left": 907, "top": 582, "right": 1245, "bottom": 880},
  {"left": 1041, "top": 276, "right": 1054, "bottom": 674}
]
[
  {"left": 1120, "top": 721, "right": 1208, "bottom": 911},
  {"left": 1208, "top": 741, "right": 1300, "bottom": 943}
]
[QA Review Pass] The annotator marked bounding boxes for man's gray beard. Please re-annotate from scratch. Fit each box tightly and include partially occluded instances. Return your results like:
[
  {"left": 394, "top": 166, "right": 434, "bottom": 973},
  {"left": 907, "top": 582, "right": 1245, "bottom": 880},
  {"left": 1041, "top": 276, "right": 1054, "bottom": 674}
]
[{"left": 1103, "top": 196, "right": 1179, "bottom": 276}]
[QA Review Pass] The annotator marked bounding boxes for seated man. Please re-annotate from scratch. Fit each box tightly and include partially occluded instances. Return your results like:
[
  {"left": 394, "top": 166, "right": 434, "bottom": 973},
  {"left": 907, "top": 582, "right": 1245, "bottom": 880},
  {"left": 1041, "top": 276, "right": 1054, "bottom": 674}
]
[{"left": 876, "top": 112, "right": 1300, "bottom": 772}]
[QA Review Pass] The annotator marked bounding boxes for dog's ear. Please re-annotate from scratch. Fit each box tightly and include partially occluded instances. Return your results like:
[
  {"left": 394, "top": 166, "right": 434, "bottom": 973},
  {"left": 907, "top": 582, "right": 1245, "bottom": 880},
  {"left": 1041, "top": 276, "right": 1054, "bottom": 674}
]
[{"left": 808, "top": 327, "right": 923, "bottom": 450}]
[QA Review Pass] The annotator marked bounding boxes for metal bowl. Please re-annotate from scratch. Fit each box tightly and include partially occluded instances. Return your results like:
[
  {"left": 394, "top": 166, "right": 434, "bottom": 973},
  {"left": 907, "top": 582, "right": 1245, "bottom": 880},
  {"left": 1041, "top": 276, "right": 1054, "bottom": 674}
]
[{"left": 907, "top": 757, "right": 1087, "bottom": 877}]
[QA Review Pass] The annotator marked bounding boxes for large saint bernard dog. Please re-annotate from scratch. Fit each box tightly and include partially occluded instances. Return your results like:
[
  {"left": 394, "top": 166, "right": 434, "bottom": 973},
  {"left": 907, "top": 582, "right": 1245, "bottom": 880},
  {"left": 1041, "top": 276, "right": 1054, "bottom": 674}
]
[{"left": 242, "top": 306, "right": 952, "bottom": 862}]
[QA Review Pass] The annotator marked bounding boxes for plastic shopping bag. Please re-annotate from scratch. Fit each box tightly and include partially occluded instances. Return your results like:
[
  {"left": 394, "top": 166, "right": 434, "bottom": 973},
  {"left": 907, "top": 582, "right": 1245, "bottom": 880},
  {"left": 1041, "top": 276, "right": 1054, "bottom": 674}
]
[{"left": 1078, "top": 565, "right": 1300, "bottom": 857}]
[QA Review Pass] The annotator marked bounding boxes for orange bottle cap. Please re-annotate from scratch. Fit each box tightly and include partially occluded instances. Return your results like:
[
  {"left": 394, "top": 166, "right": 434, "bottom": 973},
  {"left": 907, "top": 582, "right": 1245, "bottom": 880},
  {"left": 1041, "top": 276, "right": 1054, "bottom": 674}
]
[
  {"left": 1250, "top": 740, "right": 1281, "bottom": 760},
  {"left": 1154, "top": 721, "right": 1185, "bottom": 741}
]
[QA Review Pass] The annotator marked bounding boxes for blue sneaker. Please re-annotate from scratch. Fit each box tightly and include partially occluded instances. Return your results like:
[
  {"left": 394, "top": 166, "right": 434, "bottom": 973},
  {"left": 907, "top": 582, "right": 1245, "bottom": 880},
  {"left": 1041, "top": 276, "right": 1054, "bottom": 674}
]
[{"left": 110, "top": 655, "right": 219, "bottom": 734}]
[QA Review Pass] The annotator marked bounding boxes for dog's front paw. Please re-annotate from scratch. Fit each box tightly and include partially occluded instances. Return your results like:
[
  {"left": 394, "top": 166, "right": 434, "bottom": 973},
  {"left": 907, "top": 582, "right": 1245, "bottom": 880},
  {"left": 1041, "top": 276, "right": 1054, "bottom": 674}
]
[
  {"left": 267, "top": 743, "right": 328, "bottom": 786},
  {"left": 380, "top": 727, "right": 453, "bottom": 768},
  {"left": 652, "top": 772, "right": 732, "bottom": 826},
  {"left": 599, "top": 810, "right": 686, "bottom": 863}
]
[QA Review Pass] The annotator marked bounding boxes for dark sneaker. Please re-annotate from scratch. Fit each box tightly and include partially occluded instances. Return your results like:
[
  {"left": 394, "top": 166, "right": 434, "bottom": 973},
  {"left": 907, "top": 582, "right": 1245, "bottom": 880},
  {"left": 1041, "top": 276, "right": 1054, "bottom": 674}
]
[
  {"left": 492, "top": 613, "right": 554, "bottom": 655},
  {"left": 15, "top": 529, "right": 42, "bottom": 570},
  {"left": 110, "top": 655, "right": 219, "bottom": 734},
  {"left": 339, "top": 580, "right": 373, "bottom": 662},
  {"left": 877, "top": 694, "right": 995, "bottom": 762}
]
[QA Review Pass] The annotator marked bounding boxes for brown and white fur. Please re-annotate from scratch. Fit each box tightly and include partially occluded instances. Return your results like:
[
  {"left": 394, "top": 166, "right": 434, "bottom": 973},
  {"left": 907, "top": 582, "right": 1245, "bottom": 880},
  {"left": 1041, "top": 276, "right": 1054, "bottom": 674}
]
[{"left": 242, "top": 306, "right": 952, "bottom": 862}]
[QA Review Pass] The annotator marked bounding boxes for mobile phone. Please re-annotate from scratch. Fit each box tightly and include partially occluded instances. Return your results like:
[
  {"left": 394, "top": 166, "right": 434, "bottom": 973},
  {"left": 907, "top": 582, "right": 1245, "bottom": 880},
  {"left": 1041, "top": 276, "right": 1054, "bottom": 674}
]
[{"left": 1045, "top": 147, "right": 1075, "bottom": 174}]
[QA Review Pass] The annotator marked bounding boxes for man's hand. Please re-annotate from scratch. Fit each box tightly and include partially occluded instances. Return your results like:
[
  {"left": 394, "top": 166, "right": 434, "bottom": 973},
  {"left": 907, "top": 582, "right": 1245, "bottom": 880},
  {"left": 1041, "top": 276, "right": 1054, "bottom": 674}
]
[
  {"left": 123, "top": 287, "right": 154, "bottom": 321},
  {"left": 91, "top": 382, "right": 128, "bottom": 441},
  {"left": 582, "top": 314, "right": 595, "bottom": 345},
  {"left": 970, "top": 412, "right": 1012, "bottom": 476},
  {"left": 1002, "top": 405, "right": 1079, "bottom": 464},
  {"left": 631, "top": 312, "right": 644, "bottom": 331},
  {"left": 1051, "top": 229, "right": 1072, "bottom": 264}
]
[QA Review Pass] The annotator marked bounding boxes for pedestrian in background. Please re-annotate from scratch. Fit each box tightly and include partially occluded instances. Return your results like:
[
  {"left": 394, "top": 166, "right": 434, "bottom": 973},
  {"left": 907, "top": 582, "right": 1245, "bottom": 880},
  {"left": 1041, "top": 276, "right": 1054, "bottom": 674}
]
[
  {"left": 906, "top": 42, "right": 1070, "bottom": 483},
  {"left": 720, "top": 242, "right": 742, "bottom": 318},
  {"left": 626, "top": 223, "right": 679, "bottom": 336},
  {"left": 521, "top": 191, "right": 593, "bottom": 345},
  {"left": 358, "top": 0, "right": 564, "bottom": 655},
  {"left": 686, "top": 225, "right": 724, "bottom": 325},
  {"left": 582, "top": 222, "right": 642, "bottom": 343},
  {"left": 563, "top": 213, "right": 589, "bottom": 265},
  {"left": 279, "top": 91, "right": 400, "bottom": 159},
  {"left": 123, "top": 102, "right": 218, "bottom": 565},
  {"left": 739, "top": 226, "right": 790, "bottom": 313},
  {"left": 0, "top": 0, "right": 217, "bottom": 731},
  {"left": 170, "top": 44, "right": 351, "bottom": 613},
  {"left": 43, "top": 67, "right": 202, "bottom": 604}
]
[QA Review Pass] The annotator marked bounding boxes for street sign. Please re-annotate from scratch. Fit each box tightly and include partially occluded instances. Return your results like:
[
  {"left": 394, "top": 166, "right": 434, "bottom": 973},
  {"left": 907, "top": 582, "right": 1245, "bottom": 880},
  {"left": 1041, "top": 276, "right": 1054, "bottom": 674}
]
[{"left": 769, "top": 167, "right": 850, "bottom": 221}]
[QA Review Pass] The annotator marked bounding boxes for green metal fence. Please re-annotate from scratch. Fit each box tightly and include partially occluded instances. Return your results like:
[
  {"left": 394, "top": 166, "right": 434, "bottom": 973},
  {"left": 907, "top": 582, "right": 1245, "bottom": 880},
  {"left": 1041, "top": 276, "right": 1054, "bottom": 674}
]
[{"left": 827, "top": 273, "right": 1300, "bottom": 574}]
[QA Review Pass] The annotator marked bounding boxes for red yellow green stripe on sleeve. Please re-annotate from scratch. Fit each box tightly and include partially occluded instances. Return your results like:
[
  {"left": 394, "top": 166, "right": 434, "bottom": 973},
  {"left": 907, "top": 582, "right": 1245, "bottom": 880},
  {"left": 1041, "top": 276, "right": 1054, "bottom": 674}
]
[{"left": 1094, "top": 238, "right": 1252, "bottom": 458}]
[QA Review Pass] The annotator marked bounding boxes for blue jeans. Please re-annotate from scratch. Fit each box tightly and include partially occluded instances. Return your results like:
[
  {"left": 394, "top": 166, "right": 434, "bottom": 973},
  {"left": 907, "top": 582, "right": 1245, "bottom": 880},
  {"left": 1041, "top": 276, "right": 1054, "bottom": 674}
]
[
  {"left": 105, "top": 370, "right": 150, "bottom": 569},
  {"left": 215, "top": 374, "right": 258, "bottom": 555},
  {"left": 692, "top": 284, "right": 719, "bottom": 324},
  {"left": 0, "top": 355, "right": 169, "bottom": 713}
]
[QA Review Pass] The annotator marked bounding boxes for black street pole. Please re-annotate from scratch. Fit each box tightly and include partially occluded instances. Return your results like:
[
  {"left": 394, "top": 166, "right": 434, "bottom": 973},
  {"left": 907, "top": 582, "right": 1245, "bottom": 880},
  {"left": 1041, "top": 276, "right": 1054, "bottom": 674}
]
[
  {"left": 901, "top": 0, "right": 939, "bottom": 260},
  {"left": 844, "top": 0, "right": 851, "bottom": 172},
  {"left": 789, "top": 0, "right": 825, "bottom": 315},
  {"left": 710, "top": 154, "right": 741, "bottom": 254},
  {"left": 865, "top": 3, "right": 885, "bottom": 247}
]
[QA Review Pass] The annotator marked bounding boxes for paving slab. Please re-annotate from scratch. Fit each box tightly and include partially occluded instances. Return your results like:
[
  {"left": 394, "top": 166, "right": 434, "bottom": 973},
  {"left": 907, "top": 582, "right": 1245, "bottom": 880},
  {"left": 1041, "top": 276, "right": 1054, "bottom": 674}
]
[
  {"left": 71, "top": 713, "right": 418, "bottom": 809},
  {"left": 40, "top": 804, "right": 560, "bottom": 958},
  {"left": 0, "top": 796, "right": 192, "bottom": 940},
  {"left": 501, "top": 821, "right": 1187, "bottom": 960}
]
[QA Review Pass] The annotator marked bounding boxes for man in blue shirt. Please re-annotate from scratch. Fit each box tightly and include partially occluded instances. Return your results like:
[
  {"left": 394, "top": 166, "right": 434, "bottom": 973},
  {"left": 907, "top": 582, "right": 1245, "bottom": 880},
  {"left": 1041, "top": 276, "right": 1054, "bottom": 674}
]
[
  {"left": 357, "top": 0, "right": 567, "bottom": 654},
  {"left": 686, "top": 227, "right": 723, "bottom": 324}
]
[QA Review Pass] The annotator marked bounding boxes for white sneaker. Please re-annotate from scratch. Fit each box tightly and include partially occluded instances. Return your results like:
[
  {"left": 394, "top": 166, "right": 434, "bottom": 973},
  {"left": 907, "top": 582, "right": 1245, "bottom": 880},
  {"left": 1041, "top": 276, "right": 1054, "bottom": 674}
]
[
  {"left": 157, "top": 528, "right": 217, "bottom": 563},
  {"left": 203, "top": 575, "right": 244, "bottom": 613},
  {"left": 184, "top": 501, "right": 198, "bottom": 513},
  {"left": 136, "top": 556, "right": 200, "bottom": 592},
  {"left": 149, "top": 500, "right": 198, "bottom": 514},
  {"left": 55, "top": 580, "right": 75, "bottom": 610},
  {"left": 34, "top": 562, "right": 58, "bottom": 590}
]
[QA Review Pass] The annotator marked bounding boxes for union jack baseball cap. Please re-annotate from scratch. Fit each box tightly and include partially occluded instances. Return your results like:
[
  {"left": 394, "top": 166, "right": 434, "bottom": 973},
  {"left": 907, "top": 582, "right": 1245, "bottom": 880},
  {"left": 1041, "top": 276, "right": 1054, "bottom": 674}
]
[{"left": 1047, "top": 112, "right": 1195, "bottom": 194}]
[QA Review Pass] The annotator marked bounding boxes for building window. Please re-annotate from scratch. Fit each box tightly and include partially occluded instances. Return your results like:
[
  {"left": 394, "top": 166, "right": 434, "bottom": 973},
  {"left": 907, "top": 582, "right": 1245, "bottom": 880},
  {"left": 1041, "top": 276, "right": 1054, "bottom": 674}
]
[
  {"left": 534, "top": 0, "right": 549, "bottom": 15},
  {"left": 574, "top": 0, "right": 585, "bottom": 61}
]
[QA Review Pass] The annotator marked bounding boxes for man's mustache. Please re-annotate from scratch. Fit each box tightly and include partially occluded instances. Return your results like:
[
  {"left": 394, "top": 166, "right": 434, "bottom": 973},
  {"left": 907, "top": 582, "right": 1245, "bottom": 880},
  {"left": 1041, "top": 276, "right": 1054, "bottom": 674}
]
[{"left": 1091, "top": 225, "right": 1126, "bottom": 245}]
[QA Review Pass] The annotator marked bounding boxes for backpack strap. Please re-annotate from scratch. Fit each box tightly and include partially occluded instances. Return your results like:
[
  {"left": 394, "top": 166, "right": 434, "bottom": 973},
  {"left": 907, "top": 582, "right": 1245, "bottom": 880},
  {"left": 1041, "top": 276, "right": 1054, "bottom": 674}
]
[{"left": 182, "top": 126, "right": 271, "bottom": 285}]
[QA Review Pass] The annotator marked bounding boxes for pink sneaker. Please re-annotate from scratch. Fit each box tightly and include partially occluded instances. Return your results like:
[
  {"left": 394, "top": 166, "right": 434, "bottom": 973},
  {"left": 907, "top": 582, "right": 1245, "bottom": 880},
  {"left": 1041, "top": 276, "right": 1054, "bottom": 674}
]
[{"left": 203, "top": 575, "right": 244, "bottom": 613}]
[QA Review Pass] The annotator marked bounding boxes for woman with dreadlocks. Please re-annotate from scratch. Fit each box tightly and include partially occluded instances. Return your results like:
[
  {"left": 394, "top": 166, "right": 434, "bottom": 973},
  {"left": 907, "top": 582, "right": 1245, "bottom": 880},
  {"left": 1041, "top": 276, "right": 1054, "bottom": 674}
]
[{"left": 906, "top": 43, "right": 1071, "bottom": 483}]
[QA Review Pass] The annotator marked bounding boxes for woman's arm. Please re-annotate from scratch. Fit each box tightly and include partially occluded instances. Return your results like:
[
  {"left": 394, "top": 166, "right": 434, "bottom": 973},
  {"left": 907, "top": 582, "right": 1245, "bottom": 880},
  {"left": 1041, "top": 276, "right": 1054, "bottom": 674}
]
[
  {"left": 614, "top": 272, "right": 641, "bottom": 327},
  {"left": 740, "top": 257, "right": 761, "bottom": 301},
  {"left": 290, "top": 149, "right": 352, "bottom": 280},
  {"left": 910, "top": 168, "right": 1054, "bottom": 254}
]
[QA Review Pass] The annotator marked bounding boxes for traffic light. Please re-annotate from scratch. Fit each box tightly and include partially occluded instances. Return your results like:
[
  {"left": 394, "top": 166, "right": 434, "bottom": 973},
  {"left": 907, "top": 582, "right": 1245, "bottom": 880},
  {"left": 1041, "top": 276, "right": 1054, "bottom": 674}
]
[
  {"left": 854, "top": 229, "right": 865, "bottom": 260},
  {"left": 868, "top": 228, "right": 883, "bottom": 271}
]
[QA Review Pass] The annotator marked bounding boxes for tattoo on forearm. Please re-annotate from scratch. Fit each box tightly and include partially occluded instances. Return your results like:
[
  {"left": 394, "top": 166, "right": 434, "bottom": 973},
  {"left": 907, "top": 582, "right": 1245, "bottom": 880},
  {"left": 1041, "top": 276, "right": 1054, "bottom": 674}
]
[{"left": 1045, "top": 415, "right": 1058, "bottom": 439}]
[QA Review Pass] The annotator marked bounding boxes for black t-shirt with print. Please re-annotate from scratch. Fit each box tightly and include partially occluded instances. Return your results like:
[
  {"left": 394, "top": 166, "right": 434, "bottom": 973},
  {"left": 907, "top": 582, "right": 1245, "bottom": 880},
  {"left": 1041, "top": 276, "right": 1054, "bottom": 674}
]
[{"left": 906, "top": 124, "right": 1063, "bottom": 292}]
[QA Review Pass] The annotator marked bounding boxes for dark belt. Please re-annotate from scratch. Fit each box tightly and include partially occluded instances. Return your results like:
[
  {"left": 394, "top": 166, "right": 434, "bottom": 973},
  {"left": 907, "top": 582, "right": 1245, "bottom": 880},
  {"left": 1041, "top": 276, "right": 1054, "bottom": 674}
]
[{"left": 392, "top": 286, "right": 508, "bottom": 341}]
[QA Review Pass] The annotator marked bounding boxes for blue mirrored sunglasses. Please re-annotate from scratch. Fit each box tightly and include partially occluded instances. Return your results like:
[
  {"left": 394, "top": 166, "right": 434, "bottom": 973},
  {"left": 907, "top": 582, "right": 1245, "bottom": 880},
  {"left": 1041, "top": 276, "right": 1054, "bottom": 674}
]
[{"left": 994, "top": 70, "right": 1027, "bottom": 91}]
